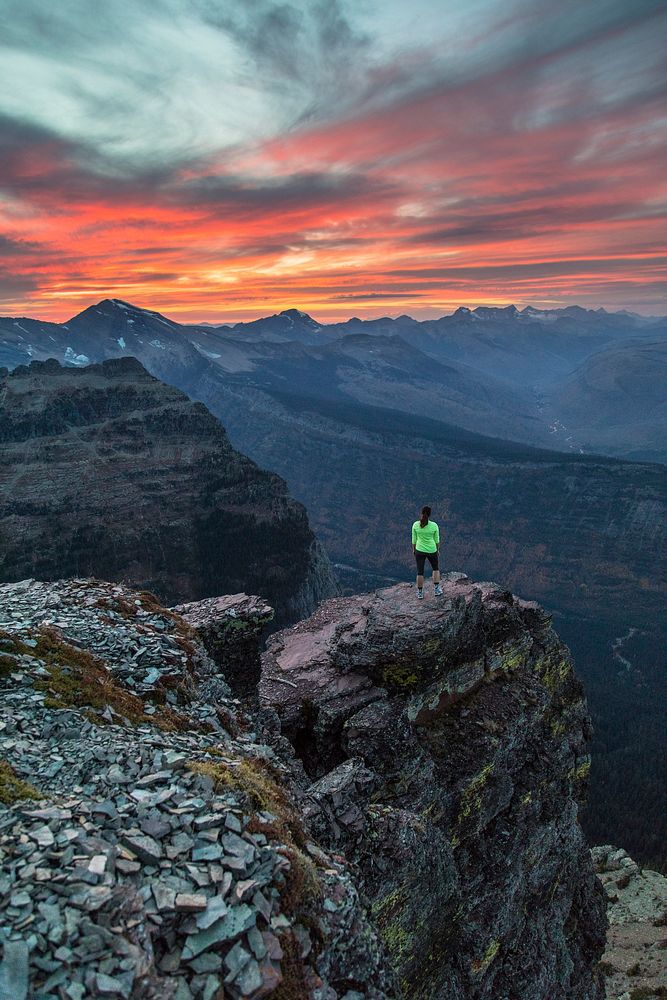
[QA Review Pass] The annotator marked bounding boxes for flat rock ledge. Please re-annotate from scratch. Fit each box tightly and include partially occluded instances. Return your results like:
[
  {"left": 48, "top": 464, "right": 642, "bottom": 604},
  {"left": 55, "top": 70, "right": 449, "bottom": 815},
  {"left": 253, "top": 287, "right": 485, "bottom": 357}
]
[
  {"left": 592, "top": 846, "right": 667, "bottom": 1000},
  {"left": 260, "top": 573, "right": 546, "bottom": 744}
]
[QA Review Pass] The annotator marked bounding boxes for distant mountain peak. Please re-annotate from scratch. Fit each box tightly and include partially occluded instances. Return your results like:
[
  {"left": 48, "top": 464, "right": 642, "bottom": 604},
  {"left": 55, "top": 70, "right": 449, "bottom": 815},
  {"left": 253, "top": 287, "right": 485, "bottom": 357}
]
[
  {"left": 68, "top": 298, "right": 177, "bottom": 328},
  {"left": 92, "top": 298, "right": 141, "bottom": 313},
  {"left": 278, "top": 308, "right": 319, "bottom": 328},
  {"left": 453, "top": 306, "right": 478, "bottom": 320},
  {"left": 472, "top": 304, "right": 519, "bottom": 319}
]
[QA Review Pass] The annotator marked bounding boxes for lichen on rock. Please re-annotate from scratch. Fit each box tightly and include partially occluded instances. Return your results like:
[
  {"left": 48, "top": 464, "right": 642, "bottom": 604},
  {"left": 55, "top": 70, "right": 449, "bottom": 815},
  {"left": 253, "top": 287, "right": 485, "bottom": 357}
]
[{"left": 260, "top": 574, "right": 608, "bottom": 1000}]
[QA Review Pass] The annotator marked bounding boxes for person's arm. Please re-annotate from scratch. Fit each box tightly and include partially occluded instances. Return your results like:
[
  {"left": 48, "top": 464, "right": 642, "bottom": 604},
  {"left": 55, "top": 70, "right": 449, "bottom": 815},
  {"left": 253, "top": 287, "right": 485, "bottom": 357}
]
[
  {"left": 412, "top": 523, "right": 417, "bottom": 553},
  {"left": 435, "top": 524, "right": 440, "bottom": 551}
]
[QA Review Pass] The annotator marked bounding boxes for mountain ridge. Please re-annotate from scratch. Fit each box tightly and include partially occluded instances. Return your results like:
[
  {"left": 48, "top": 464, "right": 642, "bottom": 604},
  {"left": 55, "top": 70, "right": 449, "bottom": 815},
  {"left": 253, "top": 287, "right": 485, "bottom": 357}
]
[{"left": 2, "top": 296, "right": 665, "bottom": 461}]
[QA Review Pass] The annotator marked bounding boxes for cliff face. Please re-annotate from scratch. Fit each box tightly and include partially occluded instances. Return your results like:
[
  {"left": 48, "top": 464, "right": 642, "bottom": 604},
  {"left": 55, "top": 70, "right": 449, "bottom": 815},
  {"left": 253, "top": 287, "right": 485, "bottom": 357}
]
[
  {"left": 260, "top": 575, "right": 607, "bottom": 1000},
  {"left": 209, "top": 386, "right": 667, "bottom": 867},
  {"left": 0, "top": 358, "right": 337, "bottom": 623}
]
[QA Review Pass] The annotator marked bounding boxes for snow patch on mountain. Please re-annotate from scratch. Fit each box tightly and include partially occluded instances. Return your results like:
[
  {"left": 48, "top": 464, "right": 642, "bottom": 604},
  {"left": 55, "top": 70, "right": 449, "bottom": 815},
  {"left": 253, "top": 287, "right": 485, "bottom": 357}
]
[{"left": 64, "top": 347, "right": 90, "bottom": 366}]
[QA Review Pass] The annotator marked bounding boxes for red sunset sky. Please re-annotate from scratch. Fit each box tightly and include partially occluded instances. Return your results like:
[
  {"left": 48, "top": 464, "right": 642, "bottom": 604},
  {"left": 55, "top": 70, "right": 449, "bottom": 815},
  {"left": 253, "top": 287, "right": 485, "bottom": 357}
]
[{"left": 1, "top": 0, "right": 666, "bottom": 322}]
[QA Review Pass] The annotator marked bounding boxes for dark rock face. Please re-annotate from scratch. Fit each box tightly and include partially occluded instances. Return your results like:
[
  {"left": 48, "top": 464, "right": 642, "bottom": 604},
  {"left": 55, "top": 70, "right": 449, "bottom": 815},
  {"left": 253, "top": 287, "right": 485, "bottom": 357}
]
[
  {"left": 260, "top": 575, "right": 607, "bottom": 1000},
  {"left": 0, "top": 358, "right": 337, "bottom": 623},
  {"left": 173, "top": 593, "right": 274, "bottom": 698}
]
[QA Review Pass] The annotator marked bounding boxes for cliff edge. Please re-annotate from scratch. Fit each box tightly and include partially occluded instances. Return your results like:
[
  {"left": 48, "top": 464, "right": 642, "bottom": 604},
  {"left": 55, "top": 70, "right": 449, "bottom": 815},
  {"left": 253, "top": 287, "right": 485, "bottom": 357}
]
[{"left": 260, "top": 574, "right": 608, "bottom": 999}]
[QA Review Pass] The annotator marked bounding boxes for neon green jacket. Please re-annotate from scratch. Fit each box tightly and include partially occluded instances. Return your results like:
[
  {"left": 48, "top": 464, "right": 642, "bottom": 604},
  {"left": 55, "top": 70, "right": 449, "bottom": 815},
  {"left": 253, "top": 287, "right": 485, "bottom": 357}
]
[{"left": 412, "top": 520, "right": 440, "bottom": 553}]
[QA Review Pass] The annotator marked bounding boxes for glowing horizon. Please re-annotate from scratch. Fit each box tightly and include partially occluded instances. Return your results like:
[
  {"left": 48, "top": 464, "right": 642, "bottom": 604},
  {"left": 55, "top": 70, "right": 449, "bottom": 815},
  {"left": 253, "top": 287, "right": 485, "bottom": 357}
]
[{"left": 1, "top": 0, "right": 666, "bottom": 323}]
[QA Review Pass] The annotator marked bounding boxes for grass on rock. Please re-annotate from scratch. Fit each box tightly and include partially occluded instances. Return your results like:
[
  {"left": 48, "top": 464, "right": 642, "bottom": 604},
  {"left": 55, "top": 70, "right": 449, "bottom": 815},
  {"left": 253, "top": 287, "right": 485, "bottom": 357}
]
[
  {"left": 32, "top": 627, "right": 191, "bottom": 731},
  {"left": 0, "top": 760, "right": 43, "bottom": 805}
]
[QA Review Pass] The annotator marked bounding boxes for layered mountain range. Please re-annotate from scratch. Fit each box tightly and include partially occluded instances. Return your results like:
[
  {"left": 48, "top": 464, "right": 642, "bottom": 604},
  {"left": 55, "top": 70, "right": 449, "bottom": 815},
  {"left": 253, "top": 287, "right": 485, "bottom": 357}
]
[
  {"left": 0, "top": 299, "right": 665, "bottom": 867},
  {"left": 0, "top": 299, "right": 667, "bottom": 461},
  {"left": 1, "top": 297, "right": 665, "bottom": 461}
]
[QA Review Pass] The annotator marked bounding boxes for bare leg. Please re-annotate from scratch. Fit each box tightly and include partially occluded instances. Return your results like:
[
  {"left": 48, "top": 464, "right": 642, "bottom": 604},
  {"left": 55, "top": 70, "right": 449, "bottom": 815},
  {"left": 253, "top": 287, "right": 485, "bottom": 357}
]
[
  {"left": 416, "top": 574, "right": 424, "bottom": 589},
  {"left": 433, "top": 570, "right": 441, "bottom": 584}
]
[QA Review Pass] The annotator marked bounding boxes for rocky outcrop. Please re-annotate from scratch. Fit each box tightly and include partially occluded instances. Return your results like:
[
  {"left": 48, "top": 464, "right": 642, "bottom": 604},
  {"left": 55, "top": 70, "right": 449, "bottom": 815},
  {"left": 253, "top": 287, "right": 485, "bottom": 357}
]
[
  {"left": 0, "top": 358, "right": 337, "bottom": 624},
  {"left": 592, "top": 846, "right": 667, "bottom": 1000},
  {"left": 260, "top": 574, "right": 607, "bottom": 999},
  {"left": 173, "top": 593, "right": 274, "bottom": 698},
  {"left": 0, "top": 577, "right": 393, "bottom": 1000}
]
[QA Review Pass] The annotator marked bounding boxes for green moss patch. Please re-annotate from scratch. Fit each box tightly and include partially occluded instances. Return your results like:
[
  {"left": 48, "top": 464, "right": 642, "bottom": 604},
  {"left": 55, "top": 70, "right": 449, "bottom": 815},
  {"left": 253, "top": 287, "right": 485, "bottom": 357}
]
[
  {"left": 188, "top": 757, "right": 300, "bottom": 836},
  {"left": 536, "top": 654, "right": 572, "bottom": 696},
  {"left": 272, "top": 931, "right": 310, "bottom": 999},
  {"left": 372, "top": 883, "right": 414, "bottom": 965},
  {"left": 381, "top": 661, "right": 423, "bottom": 691},
  {"left": 471, "top": 938, "right": 500, "bottom": 974},
  {"left": 0, "top": 631, "right": 34, "bottom": 678},
  {"left": 0, "top": 760, "right": 43, "bottom": 805},
  {"left": 32, "top": 628, "right": 190, "bottom": 731},
  {"left": 568, "top": 759, "right": 591, "bottom": 783},
  {"left": 458, "top": 763, "right": 495, "bottom": 824}
]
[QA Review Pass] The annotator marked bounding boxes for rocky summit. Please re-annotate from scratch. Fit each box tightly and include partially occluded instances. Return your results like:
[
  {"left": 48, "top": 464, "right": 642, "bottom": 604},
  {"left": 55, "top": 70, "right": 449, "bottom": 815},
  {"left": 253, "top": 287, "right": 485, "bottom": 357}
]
[
  {"left": 0, "top": 573, "right": 607, "bottom": 998},
  {"left": 0, "top": 358, "right": 336, "bottom": 624}
]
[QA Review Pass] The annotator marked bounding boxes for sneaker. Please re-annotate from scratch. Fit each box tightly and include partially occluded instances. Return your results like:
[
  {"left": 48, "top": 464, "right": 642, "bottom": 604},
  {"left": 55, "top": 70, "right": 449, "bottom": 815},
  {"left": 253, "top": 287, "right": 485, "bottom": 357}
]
[
  {"left": 417, "top": 588, "right": 424, "bottom": 600},
  {"left": 434, "top": 583, "right": 443, "bottom": 597}
]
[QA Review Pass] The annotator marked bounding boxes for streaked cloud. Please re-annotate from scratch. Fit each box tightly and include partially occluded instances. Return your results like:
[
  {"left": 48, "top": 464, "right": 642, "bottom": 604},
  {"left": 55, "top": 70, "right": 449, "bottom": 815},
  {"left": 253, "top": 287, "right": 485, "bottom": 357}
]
[{"left": 0, "top": 0, "right": 665, "bottom": 318}]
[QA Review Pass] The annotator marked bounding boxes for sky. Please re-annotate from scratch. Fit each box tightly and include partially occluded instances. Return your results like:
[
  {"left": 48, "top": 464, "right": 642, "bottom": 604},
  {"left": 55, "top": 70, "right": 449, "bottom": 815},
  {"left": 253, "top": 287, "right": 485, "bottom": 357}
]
[{"left": 1, "top": 0, "right": 666, "bottom": 322}]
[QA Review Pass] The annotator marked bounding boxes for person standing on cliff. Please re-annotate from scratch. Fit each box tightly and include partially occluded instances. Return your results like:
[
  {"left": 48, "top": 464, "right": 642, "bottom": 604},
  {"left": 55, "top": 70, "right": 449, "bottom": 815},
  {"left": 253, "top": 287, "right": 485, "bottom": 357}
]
[{"left": 412, "top": 505, "right": 442, "bottom": 600}]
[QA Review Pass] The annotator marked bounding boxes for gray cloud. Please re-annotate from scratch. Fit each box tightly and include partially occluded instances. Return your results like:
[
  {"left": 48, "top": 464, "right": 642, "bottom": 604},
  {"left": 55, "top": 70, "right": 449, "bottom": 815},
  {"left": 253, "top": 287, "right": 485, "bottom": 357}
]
[
  {"left": 1, "top": 0, "right": 663, "bottom": 179},
  {"left": 0, "top": 235, "right": 41, "bottom": 256},
  {"left": 0, "top": 270, "right": 40, "bottom": 301},
  {"left": 330, "top": 291, "right": 422, "bottom": 301},
  {"left": 0, "top": 0, "right": 368, "bottom": 172},
  {"left": 387, "top": 256, "right": 667, "bottom": 280}
]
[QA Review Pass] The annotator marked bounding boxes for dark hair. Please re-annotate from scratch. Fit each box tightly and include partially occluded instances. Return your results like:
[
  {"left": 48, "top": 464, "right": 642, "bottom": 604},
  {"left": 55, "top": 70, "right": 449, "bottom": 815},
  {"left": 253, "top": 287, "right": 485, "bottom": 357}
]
[{"left": 420, "top": 505, "right": 431, "bottom": 528}]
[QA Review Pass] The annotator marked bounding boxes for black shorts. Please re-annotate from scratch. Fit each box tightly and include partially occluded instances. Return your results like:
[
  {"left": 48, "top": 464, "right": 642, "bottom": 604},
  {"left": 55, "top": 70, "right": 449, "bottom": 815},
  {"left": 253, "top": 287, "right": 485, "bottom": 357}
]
[{"left": 415, "top": 549, "right": 439, "bottom": 573}]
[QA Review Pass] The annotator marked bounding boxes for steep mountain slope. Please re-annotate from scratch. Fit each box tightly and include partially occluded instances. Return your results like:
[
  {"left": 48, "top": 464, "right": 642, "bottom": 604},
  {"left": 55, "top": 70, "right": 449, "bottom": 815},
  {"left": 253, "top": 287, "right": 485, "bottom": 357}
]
[
  {"left": 207, "top": 389, "right": 666, "bottom": 621},
  {"left": 0, "top": 358, "right": 336, "bottom": 622},
  {"left": 545, "top": 339, "right": 667, "bottom": 463},
  {"left": 187, "top": 329, "right": 548, "bottom": 445}
]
